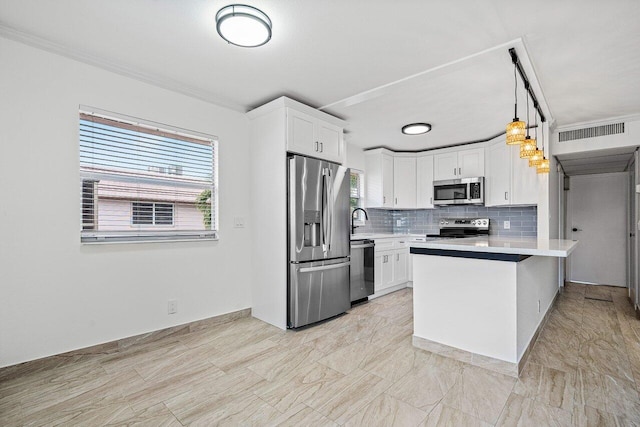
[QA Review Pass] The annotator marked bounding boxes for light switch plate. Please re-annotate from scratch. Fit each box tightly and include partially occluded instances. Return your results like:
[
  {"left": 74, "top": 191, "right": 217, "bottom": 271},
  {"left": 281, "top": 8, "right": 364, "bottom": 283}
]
[{"left": 503, "top": 221, "right": 510, "bottom": 230}]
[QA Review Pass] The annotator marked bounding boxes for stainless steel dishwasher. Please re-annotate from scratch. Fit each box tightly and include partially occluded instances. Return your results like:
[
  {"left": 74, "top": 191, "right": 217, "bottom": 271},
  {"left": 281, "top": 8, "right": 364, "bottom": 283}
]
[{"left": 350, "top": 239, "right": 375, "bottom": 304}]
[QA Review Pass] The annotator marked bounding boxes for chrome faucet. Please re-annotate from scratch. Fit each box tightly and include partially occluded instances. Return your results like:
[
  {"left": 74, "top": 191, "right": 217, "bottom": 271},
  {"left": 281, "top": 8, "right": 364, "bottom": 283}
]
[{"left": 351, "top": 208, "right": 369, "bottom": 235}]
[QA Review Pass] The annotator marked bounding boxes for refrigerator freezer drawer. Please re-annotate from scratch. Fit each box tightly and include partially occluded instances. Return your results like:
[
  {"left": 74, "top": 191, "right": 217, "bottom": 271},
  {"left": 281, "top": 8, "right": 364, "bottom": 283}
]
[{"left": 288, "top": 258, "right": 350, "bottom": 328}]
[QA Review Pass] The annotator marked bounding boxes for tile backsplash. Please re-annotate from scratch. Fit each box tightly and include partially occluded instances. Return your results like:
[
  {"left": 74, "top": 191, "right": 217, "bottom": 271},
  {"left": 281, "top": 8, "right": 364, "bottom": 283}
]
[{"left": 354, "top": 205, "right": 537, "bottom": 237}]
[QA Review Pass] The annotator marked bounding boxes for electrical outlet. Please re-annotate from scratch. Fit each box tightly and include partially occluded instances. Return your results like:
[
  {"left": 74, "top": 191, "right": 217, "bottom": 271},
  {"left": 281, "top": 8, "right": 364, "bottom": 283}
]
[
  {"left": 234, "top": 217, "right": 245, "bottom": 228},
  {"left": 396, "top": 219, "right": 402, "bottom": 227},
  {"left": 168, "top": 299, "right": 177, "bottom": 314},
  {"left": 503, "top": 220, "right": 510, "bottom": 230}
]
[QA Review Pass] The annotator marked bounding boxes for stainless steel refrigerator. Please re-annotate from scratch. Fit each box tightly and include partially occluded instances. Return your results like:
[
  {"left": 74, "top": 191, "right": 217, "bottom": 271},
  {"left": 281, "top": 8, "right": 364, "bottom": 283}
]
[{"left": 288, "top": 154, "right": 350, "bottom": 328}]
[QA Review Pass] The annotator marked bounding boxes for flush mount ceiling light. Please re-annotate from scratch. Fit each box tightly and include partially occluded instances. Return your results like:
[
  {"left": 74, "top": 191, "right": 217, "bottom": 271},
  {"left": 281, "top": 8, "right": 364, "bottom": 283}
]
[
  {"left": 402, "top": 123, "right": 432, "bottom": 135},
  {"left": 216, "top": 4, "right": 272, "bottom": 47}
]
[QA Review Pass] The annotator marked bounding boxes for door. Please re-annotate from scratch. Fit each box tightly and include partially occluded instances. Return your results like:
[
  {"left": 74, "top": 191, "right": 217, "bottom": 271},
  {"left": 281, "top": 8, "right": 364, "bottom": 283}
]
[
  {"left": 317, "top": 121, "right": 342, "bottom": 163},
  {"left": 393, "top": 157, "right": 417, "bottom": 208},
  {"left": 288, "top": 258, "right": 350, "bottom": 328},
  {"left": 287, "top": 109, "right": 316, "bottom": 157},
  {"left": 511, "top": 145, "right": 538, "bottom": 205},
  {"left": 382, "top": 154, "right": 394, "bottom": 208},
  {"left": 458, "top": 147, "right": 484, "bottom": 178},
  {"left": 417, "top": 155, "right": 434, "bottom": 208},
  {"left": 485, "top": 141, "right": 511, "bottom": 206},
  {"left": 288, "top": 156, "right": 349, "bottom": 262},
  {"left": 568, "top": 173, "right": 628, "bottom": 286},
  {"left": 434, "top": 152, "right": 458, "bottom": 180}
]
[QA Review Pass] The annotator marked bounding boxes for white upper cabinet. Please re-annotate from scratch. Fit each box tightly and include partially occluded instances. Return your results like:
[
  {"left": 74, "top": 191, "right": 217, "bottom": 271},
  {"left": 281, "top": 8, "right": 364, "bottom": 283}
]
[
  {"left": 511, "top": 143, "right": 538, "bottom": 205},
  {"left": 485, "top": 141, "right": 511, "bottom": 206},
  {"left": 365, "top": 149, "right": 394, "bottom": 208},
  {"left": 393, "top": 156, "right": 417, "bottom": 209},
  {"left": 286, "top": 108, "right": 344, "bottom": 164},
  {"left": 416, "top": 155, "right": 434, "bottom": 208},
  {"left": 433, "top": 147, "right": 484, "bottom": 181},
  {"left": 485, "top": 138, "right": 538, "bottom": 206}
]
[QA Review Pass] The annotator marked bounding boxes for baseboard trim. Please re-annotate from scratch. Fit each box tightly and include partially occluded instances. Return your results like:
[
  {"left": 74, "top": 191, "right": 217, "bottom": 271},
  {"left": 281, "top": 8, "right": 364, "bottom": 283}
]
[{"left": 0, "top": 308, "right": 251, "bottom": 372}]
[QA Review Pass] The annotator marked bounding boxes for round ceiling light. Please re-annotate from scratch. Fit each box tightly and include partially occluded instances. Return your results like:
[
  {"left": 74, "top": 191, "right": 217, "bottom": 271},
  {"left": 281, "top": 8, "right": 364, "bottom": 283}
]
[
  {"left": 216, "top": 4, "right": 272, "bottom": 48},
  {"left": 402, "top": 123, "right": 432, "bottom": 135}
]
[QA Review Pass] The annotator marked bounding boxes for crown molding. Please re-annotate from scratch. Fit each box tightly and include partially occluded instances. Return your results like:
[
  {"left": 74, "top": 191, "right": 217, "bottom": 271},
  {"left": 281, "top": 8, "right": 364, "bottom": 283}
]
[{"left": 0, "top": 23, "right": 246, "bottom": 113}]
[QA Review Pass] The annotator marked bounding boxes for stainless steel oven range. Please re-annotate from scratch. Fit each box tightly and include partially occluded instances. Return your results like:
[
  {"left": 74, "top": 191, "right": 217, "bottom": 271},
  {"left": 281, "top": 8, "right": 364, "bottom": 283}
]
[{"left": 427, "top": 218, "right": 490, "bottom": 239}]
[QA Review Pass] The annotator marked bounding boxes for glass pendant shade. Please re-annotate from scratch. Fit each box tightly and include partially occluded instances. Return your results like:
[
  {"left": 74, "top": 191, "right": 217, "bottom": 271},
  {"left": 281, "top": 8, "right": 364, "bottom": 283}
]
[
  {"left": 520, "top": 137, "right": 537, "bottom": 158},
  {"left": 528, "top": 149, "right": 544, "bottom": 166},
  {"left": 506, "top": 119, "right": 526, "bottom": 145},
  {"left": 537, "top": 158, "right": 550, "bottom": 174}
]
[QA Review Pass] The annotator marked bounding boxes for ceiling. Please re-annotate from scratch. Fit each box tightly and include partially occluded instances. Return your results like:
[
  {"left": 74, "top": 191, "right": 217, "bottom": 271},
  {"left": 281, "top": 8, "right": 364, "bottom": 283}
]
[
  {"left": 556, "top": 147, "right": 636, "bottom": 176},
  {"left": 1, "top": 0, "right": 640, "bottom": 153}
]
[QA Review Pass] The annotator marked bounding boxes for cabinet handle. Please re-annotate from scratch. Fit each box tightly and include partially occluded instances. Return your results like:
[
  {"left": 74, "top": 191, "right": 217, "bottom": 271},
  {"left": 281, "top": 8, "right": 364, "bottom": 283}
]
[
  {"left": 458, "top": 167, "right": 461, "bottom": 175},
  {"left": 430, "top": 197, "right": 432, "bottom": 204},
  {"left": 315, "top": 141, "right": 319, "bottom": 151},
  {"left": 505, "top": 191, "right": 508, "bottom": 200},
  {"left": 453, "top": 167, "right": 456, "bottom": 176},
  {"left": 396, "top": 253, "right": 399, "bottom": 261},
  {"left": 320, "top": 142, "right": 323, "bottom": 152},
  {"left": 383, "top": 196, "right": 386, "bottom": 204},
  {"left": 395, "top": 197, "right": 398, "bottom": 205}
]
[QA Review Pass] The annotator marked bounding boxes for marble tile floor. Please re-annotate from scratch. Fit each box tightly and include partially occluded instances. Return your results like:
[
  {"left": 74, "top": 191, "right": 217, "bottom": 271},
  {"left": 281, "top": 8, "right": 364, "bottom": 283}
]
[{"left": 1, "top": 283, "right": 640, "bottom": 426}]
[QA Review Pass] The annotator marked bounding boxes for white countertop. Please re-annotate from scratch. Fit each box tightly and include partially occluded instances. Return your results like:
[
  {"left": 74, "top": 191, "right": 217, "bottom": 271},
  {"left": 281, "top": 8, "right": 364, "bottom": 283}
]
[{"left": 411, "top": 236, "right": 578, "bottom": 258}]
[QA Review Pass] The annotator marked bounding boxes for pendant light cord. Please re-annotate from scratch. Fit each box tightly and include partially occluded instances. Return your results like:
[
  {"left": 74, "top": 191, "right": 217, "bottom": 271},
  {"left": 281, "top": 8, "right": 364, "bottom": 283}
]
[
  {"left": 525, "top": 90, "right": 530, "bottom": 138},
  {"left": 513, "top": 63, "right": 518, "bottom": 119}
]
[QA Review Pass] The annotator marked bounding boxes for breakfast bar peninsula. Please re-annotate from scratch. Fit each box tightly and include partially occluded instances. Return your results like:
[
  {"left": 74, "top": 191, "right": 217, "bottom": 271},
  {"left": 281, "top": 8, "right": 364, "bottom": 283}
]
[{"left": 410, "top": 236, "right": 578, "bottom": 377}]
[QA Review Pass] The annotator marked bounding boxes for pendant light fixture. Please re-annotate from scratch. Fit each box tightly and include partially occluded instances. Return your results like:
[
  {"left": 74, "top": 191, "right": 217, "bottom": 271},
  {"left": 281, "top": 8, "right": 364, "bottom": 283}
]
[
  {"left": 537, "top": 158, "right": 550, "bottom": 174},
  {"left": 528, "top": 110, "right": 544, "bottom": 167},
  {"left": 520, "top": 90, "right": 537, "bottom": 159},
  {"left": 536, "top": 118, "right": 549, "bottom": 174},
  {"left": 506, "top": 60, "right": 526, "bottom": 145},
  {"left": 216, "top": 4, "right": 272, "bottom": 47}
]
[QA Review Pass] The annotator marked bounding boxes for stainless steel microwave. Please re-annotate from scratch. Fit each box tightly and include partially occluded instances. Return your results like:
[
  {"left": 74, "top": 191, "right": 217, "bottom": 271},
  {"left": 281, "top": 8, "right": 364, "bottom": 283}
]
[{"left": 433, "top": 177, "right": 484, "bottom": 206}]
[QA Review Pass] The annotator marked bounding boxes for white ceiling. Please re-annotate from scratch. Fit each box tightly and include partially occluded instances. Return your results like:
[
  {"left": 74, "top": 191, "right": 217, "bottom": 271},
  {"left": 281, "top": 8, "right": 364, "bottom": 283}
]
[
  {"left": 556, "top": 147, "right": 636, "bottom": 176},
  {"left": 1, "top": 0, "right": 640, "bottom": 152}
]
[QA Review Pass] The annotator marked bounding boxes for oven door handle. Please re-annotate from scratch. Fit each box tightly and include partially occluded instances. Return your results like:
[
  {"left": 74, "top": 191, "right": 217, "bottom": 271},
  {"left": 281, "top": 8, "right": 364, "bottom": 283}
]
[{"left": 351, "top": 243, "right": 374, "bottom": 249}]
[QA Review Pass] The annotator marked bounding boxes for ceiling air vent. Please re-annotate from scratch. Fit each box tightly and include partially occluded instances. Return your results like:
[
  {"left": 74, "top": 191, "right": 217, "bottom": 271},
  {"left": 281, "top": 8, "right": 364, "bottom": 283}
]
[{"left": 558, "top": 122, "right": 625, "bottom": 142}]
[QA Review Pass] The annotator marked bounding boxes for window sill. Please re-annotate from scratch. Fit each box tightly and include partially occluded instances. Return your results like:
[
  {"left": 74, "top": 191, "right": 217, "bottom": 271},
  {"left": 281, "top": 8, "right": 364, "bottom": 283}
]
[{"left": 81, "top": 232, "right": 218, "bottom": 244}]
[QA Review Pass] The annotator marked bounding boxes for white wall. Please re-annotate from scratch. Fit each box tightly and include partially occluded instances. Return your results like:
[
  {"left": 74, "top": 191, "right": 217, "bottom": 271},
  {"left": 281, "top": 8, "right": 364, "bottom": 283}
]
[
  {"left": 346, "top": 142, "right": 365, "bottom": 171},
  {"left": 0, "top": 38, "right": 253, "bottom": 367}
]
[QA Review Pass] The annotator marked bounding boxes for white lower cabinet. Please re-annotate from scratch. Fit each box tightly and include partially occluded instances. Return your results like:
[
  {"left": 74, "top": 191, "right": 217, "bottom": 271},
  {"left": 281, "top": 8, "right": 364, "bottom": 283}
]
[{"left": 373, "top": 238, "right": 409, "bottom": 296}]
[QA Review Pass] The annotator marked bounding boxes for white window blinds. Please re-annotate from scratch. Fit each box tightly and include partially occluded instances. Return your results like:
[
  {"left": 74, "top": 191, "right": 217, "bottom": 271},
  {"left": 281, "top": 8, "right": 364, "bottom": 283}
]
[{"left": 79, "top": 110, "right": 218, "bottom": 243}]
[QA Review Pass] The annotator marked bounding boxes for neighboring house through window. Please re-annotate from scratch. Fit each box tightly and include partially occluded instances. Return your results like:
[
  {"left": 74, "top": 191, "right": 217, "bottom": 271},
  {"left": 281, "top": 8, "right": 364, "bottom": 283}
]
[
  {"left": 350, "top": 170, "right": 365, "bottom": 223},
  {"left": 79, "top": 108, "right": 218, "bottom": 243}
]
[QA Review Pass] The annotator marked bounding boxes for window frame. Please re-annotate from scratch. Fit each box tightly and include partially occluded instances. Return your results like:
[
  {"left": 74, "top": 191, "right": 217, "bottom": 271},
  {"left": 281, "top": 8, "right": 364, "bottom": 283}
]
[{"left": 79, "top": 106, "right": 219, "bottom": 244}]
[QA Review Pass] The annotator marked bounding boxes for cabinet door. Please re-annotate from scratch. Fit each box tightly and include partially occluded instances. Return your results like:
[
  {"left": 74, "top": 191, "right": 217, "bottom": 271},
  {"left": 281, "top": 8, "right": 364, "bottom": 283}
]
[
  {"left": 317, "top": 121, "right": 343, "bottom": 164},
  {"left": 485, "top": 142, "right": 511, "bottom": 206},
  {"left": 394, "top": 249, "right": 408, "bottom": 284},
  {"left": 458, "top": 147, "right": 485, "bottom": 177},
  {"left": 374, "top": 253, "right": 383, "bottom": 289},
  {"left": 416, "top": 155, "right": 434, "bottom": 208},
  {"left": 382, "top": 154, "right": 394, "bottom": 208},
  {"left": 393, "top": 157, "right": 417, "bottom": 208},
  {"left": 511, "top": 145, "right": 539, "bottom": 205},
  {"left": 433, "top": 152, "right": 458, "bottom": 181},
  {"left": 375, "top": 252, "right": 395, "bottom": 291},
  {"left": 286, "top": 109, "right": 316, "bottom": 157}
]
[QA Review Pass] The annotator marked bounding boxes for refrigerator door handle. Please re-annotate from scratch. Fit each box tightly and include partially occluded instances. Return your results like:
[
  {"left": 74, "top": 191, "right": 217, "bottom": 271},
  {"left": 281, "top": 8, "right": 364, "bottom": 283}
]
[
  {"left": 321, "top": 168, "right": 332, "bottom": 253},
  {"left": 298, "top": 261, "right": 350, "bottom": 273}
]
